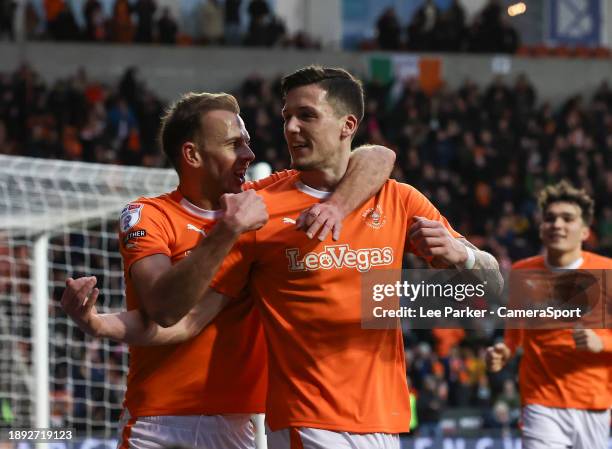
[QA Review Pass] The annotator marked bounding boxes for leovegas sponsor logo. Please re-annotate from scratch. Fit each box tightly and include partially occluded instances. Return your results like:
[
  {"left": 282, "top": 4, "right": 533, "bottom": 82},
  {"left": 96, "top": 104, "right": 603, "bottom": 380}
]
[{"left": 286, "top": 244, "right": 394, "bottom": 272}]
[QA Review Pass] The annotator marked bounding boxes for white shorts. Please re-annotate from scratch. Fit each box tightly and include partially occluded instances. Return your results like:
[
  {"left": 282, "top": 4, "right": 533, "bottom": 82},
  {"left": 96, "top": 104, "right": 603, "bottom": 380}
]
[
  {"left": 266, "top": 426, "right": 400, "bottom": 449},
  {"left": 522, "top": 404, "right": 611, "bottom": 449},
  {"left": 117, "top": 410, "right": 255, "bottom": 449}
]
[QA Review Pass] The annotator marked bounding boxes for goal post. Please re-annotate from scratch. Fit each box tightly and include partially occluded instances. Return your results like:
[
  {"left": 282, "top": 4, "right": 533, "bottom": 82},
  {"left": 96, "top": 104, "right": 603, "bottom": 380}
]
[
  {"left": 0, "top": 155, "right": 176, "bottom": 437},
  {"left": 0, "top": 154, "right": 267, "bottom": 446}
]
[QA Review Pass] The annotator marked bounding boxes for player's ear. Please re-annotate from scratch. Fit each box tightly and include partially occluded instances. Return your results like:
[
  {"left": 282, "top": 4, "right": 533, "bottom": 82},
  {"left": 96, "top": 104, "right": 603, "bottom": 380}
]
[
  {"left": 580, "top": 225, "right": 590, "bottom": 242},
  {"left": 182, "top": 141, "right": 202, "bottom": 168},
  {"left": 340, "top": 115, "right": 358, "bottom": 140}
]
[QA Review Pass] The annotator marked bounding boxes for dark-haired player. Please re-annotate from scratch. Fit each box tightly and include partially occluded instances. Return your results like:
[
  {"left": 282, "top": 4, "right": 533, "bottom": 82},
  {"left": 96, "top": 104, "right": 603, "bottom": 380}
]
[
  {"left": 487, "top": 180, "right": 612, "bottom": 449},
  {"left": 207, "top": 66, "right": 502, "bottom": 449}
]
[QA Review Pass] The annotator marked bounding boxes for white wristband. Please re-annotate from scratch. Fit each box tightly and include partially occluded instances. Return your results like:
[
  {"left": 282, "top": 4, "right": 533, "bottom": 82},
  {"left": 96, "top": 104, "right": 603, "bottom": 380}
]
[{"left": 463, "top": 246, "right": 476, "bottom": 270}]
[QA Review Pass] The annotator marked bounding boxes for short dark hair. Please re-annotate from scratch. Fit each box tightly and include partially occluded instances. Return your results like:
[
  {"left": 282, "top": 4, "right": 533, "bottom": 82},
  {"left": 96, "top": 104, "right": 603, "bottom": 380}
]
[
  {"left": 281, "top": 66, "right": 364, "bottom": 123},
  {"left": 159, "top": 92, "right": 240, "bottom": 170},
  {"left": 538, "top": 180, "right": 595, "bottom": 225}
]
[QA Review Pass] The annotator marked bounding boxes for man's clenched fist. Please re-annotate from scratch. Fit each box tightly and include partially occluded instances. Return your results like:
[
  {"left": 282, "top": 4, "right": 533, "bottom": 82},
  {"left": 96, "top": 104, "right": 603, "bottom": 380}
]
[
  {"left": 408, "top": 216, "right": 467, "bottom": 267},
  {"left": 573, "top": 328, "right": 603, "bottom": 353},
  {"left": 220, "top": 190, "right": 269, "bottom": 234},
  {"left": 486, "top": 343, "right": 512, "bottom": 372}
]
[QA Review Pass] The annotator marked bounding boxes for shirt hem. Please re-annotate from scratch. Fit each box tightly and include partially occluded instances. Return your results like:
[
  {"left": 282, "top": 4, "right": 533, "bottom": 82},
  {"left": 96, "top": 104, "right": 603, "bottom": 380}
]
[
  {"left": 267, "top": 419, "right": 409, "bottom": 434},
  {"left": 126, "top": 406, "right": 265, "bottom": 417}
]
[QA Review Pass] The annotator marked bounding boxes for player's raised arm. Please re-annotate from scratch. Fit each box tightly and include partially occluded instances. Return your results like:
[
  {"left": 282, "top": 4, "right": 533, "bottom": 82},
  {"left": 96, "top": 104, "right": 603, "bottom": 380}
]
[
  {"left": 297, "top": 144, "right": 396, "bottom": 241},
  {"left": 132, "top": 190, "right": 267, "bottom": 328},
  {"left": 61, "top": 276, "right": 228, "bottom": 345},
  {"left": 408, "top": 216, "right": 504, "bottom": 294}
]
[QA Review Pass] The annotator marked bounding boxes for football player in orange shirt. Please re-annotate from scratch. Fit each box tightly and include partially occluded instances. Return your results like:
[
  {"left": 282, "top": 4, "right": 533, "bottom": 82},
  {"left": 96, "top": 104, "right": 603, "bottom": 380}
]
[
  {"left": 61, "top": 91, "right": 397, "bottom": 449},
  {"left": 487, "top": 181, "right": 612, "bottom": 449},
  {"left": 195, "top": 66, "right": 502, "bottom": 449}
]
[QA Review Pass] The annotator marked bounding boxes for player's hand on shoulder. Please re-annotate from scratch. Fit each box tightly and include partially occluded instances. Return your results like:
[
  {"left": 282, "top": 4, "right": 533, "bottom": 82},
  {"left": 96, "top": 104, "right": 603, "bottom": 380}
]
[
  {"left": 485, "top": 343, "right": 511, "bottom": 372},
  {"left": 297, "top": 202, "right": 344, "bottom": 242},
  {"left": 61, "top": 276, "right": 102, "bottom": 337},
  {"left": 408, "top": 216, "right": 467, "bottom": 267},
  {"left": 572, "top": 328, "right": 603, "bottom": 353},
  {"left": 220, "top": 190, "right": 269, "bottom": 234}
]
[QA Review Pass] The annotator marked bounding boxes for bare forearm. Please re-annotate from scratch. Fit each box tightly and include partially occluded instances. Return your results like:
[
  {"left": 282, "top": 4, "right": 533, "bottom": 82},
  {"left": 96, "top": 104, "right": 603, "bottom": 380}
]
[
  {"left": 147, "top": 222, "right": 239, "bottom": 326},
  {"left": 94, "top": 291, "right": 229, "bottom": 345},
  {"left": 329, "top": 145, "right": 395, "bottom": 215},
  {"left": 95, "top": 311, "right": 195, "bottom": 346},
  {"left": 96, "top": 311, "right": 192, "bottom": 345},
  {"left": 459, "top": 239, "right": 504, "bottom": 294}
]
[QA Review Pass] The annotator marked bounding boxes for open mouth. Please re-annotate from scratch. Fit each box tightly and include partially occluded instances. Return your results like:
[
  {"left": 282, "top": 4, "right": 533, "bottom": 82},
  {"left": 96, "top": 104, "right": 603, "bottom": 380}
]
[{"left": 234, "top": 169, "right": 247, "bottom": 184}]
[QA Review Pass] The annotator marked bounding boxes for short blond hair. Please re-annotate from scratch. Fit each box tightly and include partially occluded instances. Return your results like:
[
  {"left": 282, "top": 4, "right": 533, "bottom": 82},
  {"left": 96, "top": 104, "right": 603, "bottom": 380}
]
[{"left": 159, "top": 92, "right": 240, "bottom": 170}]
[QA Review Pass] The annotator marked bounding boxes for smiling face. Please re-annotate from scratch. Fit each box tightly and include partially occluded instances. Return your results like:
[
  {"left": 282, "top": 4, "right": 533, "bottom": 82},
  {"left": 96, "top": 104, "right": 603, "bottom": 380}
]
[
  {"left": 282, "top": 84, "right": 354, "bottom": 172},
  {"left": 540, "top": 201, "right": 589, "bottom": 255},
  {"left": 198, "top": 110, "right": 254, "bottom": 195}
]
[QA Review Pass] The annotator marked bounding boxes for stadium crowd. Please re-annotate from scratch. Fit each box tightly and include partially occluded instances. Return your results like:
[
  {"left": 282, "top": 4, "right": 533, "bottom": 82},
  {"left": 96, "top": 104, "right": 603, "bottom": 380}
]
[
  {"left": 0, "top": 0, "right": 520, "bottom": 53},
  {"left": 374, "top": 0, "right": 519, "bottom": 53},
  {"left": 2, "top": 63, "right": 612, "bottom": 435},
  {"left": 0, "top": 0, "right": 320, "bottom": 48}
]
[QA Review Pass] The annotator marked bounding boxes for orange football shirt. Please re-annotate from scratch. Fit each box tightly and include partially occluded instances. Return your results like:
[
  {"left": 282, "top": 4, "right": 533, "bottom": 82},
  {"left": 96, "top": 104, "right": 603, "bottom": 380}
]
[
  {"left": 118, "top": 170, "right": 294, "bottom": 417},
  {"left": 211, "top": 173, "right": 460, "bottom": 433},
  {"left": 504, "top": 252, "right": 612, "bottom": 410}
]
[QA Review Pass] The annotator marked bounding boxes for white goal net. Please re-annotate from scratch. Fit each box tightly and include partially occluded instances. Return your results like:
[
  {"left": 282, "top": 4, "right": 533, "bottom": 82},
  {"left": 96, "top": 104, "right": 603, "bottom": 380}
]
[{"left": 0, "top": 155, "right": 177, "bottom": 437}]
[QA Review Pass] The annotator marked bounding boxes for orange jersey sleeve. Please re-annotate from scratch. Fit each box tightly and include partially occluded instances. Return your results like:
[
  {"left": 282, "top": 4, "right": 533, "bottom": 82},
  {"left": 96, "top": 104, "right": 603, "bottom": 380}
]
[
  {"left": 119, "top": 201, "right": 173, "bottom": 274},
  {"left": 119, "top": 191, "right": 267, "bottom": 417},
  {"left": 398, "top": 183, "right": 462, "bottom": 255}
]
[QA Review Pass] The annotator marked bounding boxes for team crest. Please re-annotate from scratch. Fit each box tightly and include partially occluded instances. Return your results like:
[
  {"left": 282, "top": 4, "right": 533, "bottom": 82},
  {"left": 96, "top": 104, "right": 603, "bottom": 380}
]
[
  {"left": 120, "top": 203, "right": 143, "bottom": 232},
  {"left": 362, "top": 205, "right": 386, "bottom": 229}
]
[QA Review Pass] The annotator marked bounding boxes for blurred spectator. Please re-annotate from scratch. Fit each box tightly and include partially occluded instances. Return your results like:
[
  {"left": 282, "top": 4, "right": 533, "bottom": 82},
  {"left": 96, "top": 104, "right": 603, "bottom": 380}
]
[
  {"left": 432, "top": 328, "right": 465, "bottom": 359},
  {"left": 483, "top": 401, "right": 514, "bottom": 437},
  {"left": 157, "top": 7, "right": 177, "bottom": 45},
  {"left": 245, "top": 0, "right": 269, "bottom": 46},
  {"left": 224, "top": 0, "right": 242, "bottom": 45},
  {"left": 376, "top": 7, "right": 401, "bottom": 50},
  {"left": 83, "top": 0, "right": 106, "bottom": 41},
  {"left": 407, "top": 0, "right": 440, "bottom": 51},
  {"left": 45, "top": 0, "right": 79, "bottom": 40},
  {"left": 0, "top": 0, "right": 16, "bottom": 40},
  {"left": 499, "top": 15, "right": 519, "bottom": 53},
  {"left": 436, "top": 0, "right": 466, "bottom": 51},
  {"left": 469, "top": 0, "right": 518, "bottom": 53},
  {"left": 133, "top": 0, "right": 157, "bottom": 44},
  {"left": 200, "top": 0, "right": 224, "bottom": 45},
  {"left": 110, "top": 0, "right": 134, "bottom": 43},
  {"left": 24, "top": 1, "right": 40, "bottom": 39},
  {"left": 417, "top": 375, "right": 446, "bottom": 437}
]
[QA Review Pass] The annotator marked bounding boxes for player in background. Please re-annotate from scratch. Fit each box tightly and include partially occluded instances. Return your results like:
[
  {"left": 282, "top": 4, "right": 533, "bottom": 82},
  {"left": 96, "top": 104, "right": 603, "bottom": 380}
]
[
  {"left": 195, "top": 66, "right": 503, "bottom": 449},
  {"left": 486, "top": 180, "right": 612, "bottom": 449},
  {"left": 61, "top": 91, "right": 396, "bottom": 449}
]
